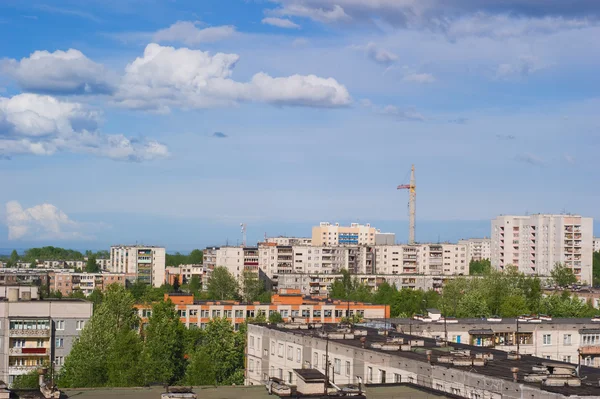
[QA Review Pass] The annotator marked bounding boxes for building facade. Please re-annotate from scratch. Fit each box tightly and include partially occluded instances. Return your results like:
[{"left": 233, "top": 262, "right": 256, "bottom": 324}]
[
  {"left": 110, "top": 245, "right": 166, "bottom": 287},
  {"left": 311, "top": 223, "right": 379, "bottom": 247},
  {"left": 136, "top": 290, "right": 389, "bottom": 330},
  {"left": 0, "top": 298, "right": 93, "bottom": 385},
  {"left": 48, "top": 272, "right": 126, "bottom": 296},
  {"left": 247, "top": 324, "right": 600, "bottom": 398},
  {"left": 459, "top": 238, "right": 491, "bottom": 262},
  {"left": 491, "top": 215, "right": 593, "bottom": 283}
]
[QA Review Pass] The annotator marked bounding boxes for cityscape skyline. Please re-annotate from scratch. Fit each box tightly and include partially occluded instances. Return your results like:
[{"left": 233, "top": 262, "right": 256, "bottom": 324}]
[{"left": 2, "top": 1, "right": 600, "bottom": 250}]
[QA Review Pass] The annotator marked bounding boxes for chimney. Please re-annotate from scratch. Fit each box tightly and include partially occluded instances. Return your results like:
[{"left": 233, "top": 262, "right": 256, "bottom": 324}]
[{"left": 511, "top": 367, "right": 519, "bottom": 383}]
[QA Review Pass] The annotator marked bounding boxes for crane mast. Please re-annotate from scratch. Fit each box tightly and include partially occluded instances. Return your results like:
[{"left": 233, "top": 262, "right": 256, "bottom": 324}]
[{"left": 397, "top": 165, "right": 416, "bottom": 244}]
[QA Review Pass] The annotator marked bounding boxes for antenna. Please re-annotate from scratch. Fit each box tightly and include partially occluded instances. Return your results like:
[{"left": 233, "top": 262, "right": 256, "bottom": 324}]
[{"left": 240, "top": 223, "right": 247, "bottom": 247}]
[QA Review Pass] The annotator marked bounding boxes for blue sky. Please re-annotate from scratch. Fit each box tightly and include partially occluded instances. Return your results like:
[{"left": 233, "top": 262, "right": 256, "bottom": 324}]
[{"left": 1, "top": 0, "right": 599, "bottom": 252}]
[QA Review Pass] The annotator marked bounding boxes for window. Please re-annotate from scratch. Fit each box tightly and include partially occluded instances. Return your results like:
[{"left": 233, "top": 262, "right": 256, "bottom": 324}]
[
  {"left": 334, "top": 358, "right": 341, "bottom": 374},
  {"left": 189, "top": 309, "right": 198, "bottom": 316},
  {"left": 563, "top": 356, "right": 572, "bottom": 363},
  {"left": 56, "top": 338, "right": 64, "bottom": 348},
  {"left": 278, "top": 343, "right": 284, "bottom": 357},
  {"left": 37, "top": 339, "right": 44, "bottom": 348},
  {"left": 56, "top": 320, "right": 65, "bottom": 330},
  {"left": 563, "top": 334, "right": 572, "bottom": 345},
  {"left": 249, "top": 359, "right": 254, "bottom": 372},
  {"left": 297, "top": 348, "right": 301, "bottom": 363},
  {"left": 271, "top": 341, "right": 275, "bottom": 355},
  {"left": 249, "top": 336, "right": 254, "bottom": 348},
  {"left": 287, "top": 346, "right": 293, "bottom": 360},
  {"left": 288, "top": 371, "right": 293, "bottom": 384},
  {"left": 76, "top": 320, "right": 85, "bottom": 330},
  {"left": 13, "top": 339, "right": 25, "bottom": 348},
  {"left": 264, "top": 348, "right": 268, "bottom": 357},
  {"left": 257, "top": 338, "right": 261, "bottom": 349},
  {"left": 345, "top": 361, "right": 350, "bottom": 376},
  {"left": 394, "top": 373, "right": 401, "bottom": 383},
  {"left": 313, "top": 353, "right": 318, "bottom": 368},
  {"left": 55, "top": 356, "right": 64, "bottom": 366},
  {"left": 235, "top": 310, "right": 244, "bottom": 318},
  {"left": 543, "top": 334, "right": 552, "bottom": 345},
  {"left": 367, "top": 367, "right": 373, "bottom": 382}
]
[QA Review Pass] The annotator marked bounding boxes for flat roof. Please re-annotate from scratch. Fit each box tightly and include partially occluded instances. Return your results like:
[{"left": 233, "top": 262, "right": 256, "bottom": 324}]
[
  {"left": 62, "top": 384, "right": 452, "bottom": 399},
  {"left": 262, "top": 324, "right": 600, "bottom": 397}
]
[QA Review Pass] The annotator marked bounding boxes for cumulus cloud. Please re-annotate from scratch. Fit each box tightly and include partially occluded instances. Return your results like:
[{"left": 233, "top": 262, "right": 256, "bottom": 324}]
[
  {"left": 403, "top": 73, "right": 436, "bottom": 83},
  {"left": 0, "top": 93, "right": 169, "bottom": 161},
  {"left": 5, "top": 201, "right": 93, "bottom": 240},
  {"left": 115, "top": 43, "right": 351, "bottom": 111},
  {"left": 268, "top": 1, "right": 599, "bottom": 38},
  {"left": 153, "top": 21, "right": 236, "bottom": 46},
  {"left": 1, "top": 49, "right": 115, "bottom": 95},
  {"left": 354, "top": 42, "right": 398, "bottom": 66},
  {"left": 262, "top": 17, "right": 301, "bottom": 29}
]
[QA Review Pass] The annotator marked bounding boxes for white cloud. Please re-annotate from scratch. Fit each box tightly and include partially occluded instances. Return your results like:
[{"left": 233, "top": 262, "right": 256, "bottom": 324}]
[
  {"left": 354, "top": 42, "right": 398, "bottom": 66},
  {"left": 153, "top": 21, "right": 236, "bottom": 46},
  {"left": 495, "top": 55, "right": 546, "bottom": 79},
  {"left": 270, "top": 3, "right": 349, "bottom": 23},
  {"left": 0, "top": 93, "right": 169, "bottom": 161},
  {"left": 1, "top": 49, "right": 115, "bottom": 95},
  {"left": 262, "top": 17, "right": 301, "bottom": 29},
  {"left": 115, "top": 43, "right": 351, "bottom": 111},
  {"left": 5, "top": 201, "right": 90, "bottom": 240},
  {"left": 403, "top": 72, "right": 436, "bottom": 83}
]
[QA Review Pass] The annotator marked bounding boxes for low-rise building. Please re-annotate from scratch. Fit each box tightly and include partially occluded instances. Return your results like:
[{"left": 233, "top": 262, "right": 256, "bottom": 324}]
[
  {"left": 165, "top": 265, "right": 208, "bottom": 286},
  {"left": 363, "top": 312, "right": 600, "bottom": 368},
  {"left": 0, "top": 297, "right": 93, "bottom": 385},
  {"left": 247, "top": 323, "right": 600, "bottom": 398},
  {"left": 136, "top": 289, "right": 389, "bottom": 330},
  {"left": 48, "top": 272, "right": 126, "bottom": 296}
]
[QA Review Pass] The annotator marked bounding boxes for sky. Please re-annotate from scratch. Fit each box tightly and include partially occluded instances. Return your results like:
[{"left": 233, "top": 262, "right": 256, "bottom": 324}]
[{"left": 1, "top": 0, "right": 600, "bottom": 252}]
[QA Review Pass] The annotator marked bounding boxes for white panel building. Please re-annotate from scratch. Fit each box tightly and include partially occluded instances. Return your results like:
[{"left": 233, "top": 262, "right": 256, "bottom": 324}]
[
  {"left": 491, "top": 215, "right": 593, "bottom": 283},
  {"left": 458, "top": 238, "right": 491, "bottom": 262},
  {"left": 110, "top": 245, "right": 166, "bottom": 287}
]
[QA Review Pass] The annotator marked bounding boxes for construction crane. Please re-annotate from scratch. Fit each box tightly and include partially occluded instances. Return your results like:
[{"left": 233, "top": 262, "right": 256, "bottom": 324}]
[{"left": 397, "top": 165, "right": 416, "bottom": 245}]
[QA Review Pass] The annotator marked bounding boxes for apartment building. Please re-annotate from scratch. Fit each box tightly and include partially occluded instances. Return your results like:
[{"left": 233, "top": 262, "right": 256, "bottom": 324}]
[
  {"left": 266, "top": 237, "right": 312, "bottom": 246},
  {"left": 136, "top": 289, "right": 388, "bottom": 330},
  {"left": 110, "top": 245, "right": 166, "bottom": 287},
  {"left": 459, "top": 238, "right": 491, "bottom": 262},
  {"left": 0, "top": 270, "right": 49, "bottom": 288},
  {"left": 311, "top": 222, "right": 378, "bottom": 247},
  {"left": 0, "top": 296, "right": 93, "bottom": 385},
  {"left": 164, "top": 265, "right": 209, "bottom": 286},
  {"left": 247, "top": 324, "right": 600, "bottom": 398},
  {"left": 491, "top": 215, "right": 593, "bottom": 283},
  {"left": 377, "top": 312, "right": 600, "bottom": 369},
  {"left": 594, "top": 238, "right": 600, "bottom": 253},
  {"left": 48, "top": 272, "right": 126, "bottom": 296}
]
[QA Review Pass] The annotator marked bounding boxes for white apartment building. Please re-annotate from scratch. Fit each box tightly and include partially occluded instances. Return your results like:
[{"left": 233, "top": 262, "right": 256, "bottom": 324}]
[
  {"left": 203, "top": 247, "right": 244, "bottom": 279},
  {"left": 266, "top": 237, "right": 312, "bottom": 246},
  {"left": 110, "top": 245, "right": 166, "bottom": 287},
  {"left": 491, "top": 215, "right": 593, "bottom": 283},
  {"left": 311, "top": 222, "right": 378, "bottom": 246},
  {"left": 458, "top": 238, "right": 491, "bottom": 262},
  {"left": 594, "top": 238, "right": 600, "bottom": 253}
]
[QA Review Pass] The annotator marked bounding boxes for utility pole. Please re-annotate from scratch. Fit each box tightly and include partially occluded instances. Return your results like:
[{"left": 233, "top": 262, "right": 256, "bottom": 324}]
[
  {"left": 397, "top": 165, "right": 416, "bottom": 244},
  {"left": 516, "top": 316, "right": 520, "bottom": 357},
  {"left": 324, "top": 334, "right": 330, "bottom": 395}
]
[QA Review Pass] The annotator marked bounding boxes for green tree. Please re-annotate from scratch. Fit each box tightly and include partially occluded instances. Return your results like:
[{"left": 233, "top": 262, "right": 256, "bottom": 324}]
[
  {"left": 188, "top": 249, "right": 203, "bottom": 264},
  {"left": 469, "top": 259, "right": 491, "bottom": 275},
  {"left": 60, "top": 285, "right": 139, "bottom": 387},
  {"left": 241, "top": 271, "right": 264, "bottom": 302},
  {"left": 86, "top": 256, "right": 100, "bottom": 273},
  {"left": 184, "top": 347, "right": 216, "bottom": 386},
  {"left": 7, "top": 249, "right": 19, "bottom": 267},
  {"left": 141, "top": 300, "right": 186, "bottom": 385},
  {"left": 593, "top": 251, "right": 600, "bottom": 286},
  {"left": 196, "top": 318, "right": 245, "bottom": 385},
  {"left": 106, "top": 328, "right": 143, "bottom": 386},
  {"left": 188, "top": 275, "right": 201, "bottom": 294},
  {"left": 88, "top": 289, "right": 104, "bottom": 308},
  {"left": 456, "top": 290, "right": 490, "bottom": 318},
  {"left": 68, "top": 290, "right": 86, "bottom": 299},
  {"left": 551, "top": 263, "right": 578, "bottom": 287},
  {"left": 499, "top": 295, "right": 529, "bottom": 317},
  {"left": 207, "top": 267, "right": 238, "bottom": 300},
  {"left": 128, "top": 280, "right": 148, "bottom": 301},
  {"left": 269, "top": 311, "right": 284, "bottom": 324},
  {"left": 11, "top": 370, "right": 40, "bottom": 389},
  {"left": 29, "top": 261, "right": 37, "bottom": 269}
]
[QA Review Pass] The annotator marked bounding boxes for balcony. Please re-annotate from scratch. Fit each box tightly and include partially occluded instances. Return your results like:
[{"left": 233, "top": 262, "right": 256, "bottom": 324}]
[
  {"left": 9, "top": 347, "right": 48, "bottom": 356},
  {"left": 8, "top": 365, "right": 39, "bottom": 376},
  {"left": 9, "top": 329, "right": 50, "bottom": 338},
  {"left": 580, "top": 346, "right": 600, "bottom": 355}
]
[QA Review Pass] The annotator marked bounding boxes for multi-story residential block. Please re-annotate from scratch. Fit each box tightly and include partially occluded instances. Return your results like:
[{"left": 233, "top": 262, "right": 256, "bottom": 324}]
[
  {"left": 110, "top": 245, "right": 166, "bottom": 287},
  {"left": 594, "top": 238, "right": 600, "bottom": 253},
  {"left": 0, "top": 296, "right": 92, "bottom": 385},
  {"left": 459, "top": 238, "right": 491, "bottom": 262},
  {"left": 164, "top": 265, "right": 208, "bottom": 286},
  {"left": 371, "top": 312, "right": 600, "bottom": 369},
  {"left": 247, "top": 323, "right": 600, "bottom": 398},
  {"left": 136, "top": 289, "right": 389, "bottom": 330},
  {"left": 0, "top": 270, "right": 49, "bottom": 288},
  {"left": 266, "top": 236, "right": 312, "bottom": 246},
  {"left": 491, "top": 214, "right": 593, "bottom": 283},
  {"left": 311, "top": 222, "right": 379, "bottom": 247},
  {"left": 48, "top": 272, "right": 126, "bottom": 296}
]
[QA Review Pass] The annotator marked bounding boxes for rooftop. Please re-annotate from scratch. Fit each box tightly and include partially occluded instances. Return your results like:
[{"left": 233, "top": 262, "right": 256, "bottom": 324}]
[
  {"left": 61, "top": 384, "right": 451, "bottom": 399},
  {"left": 263, "top": 324, "right": 600, "bottom": 397}
]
